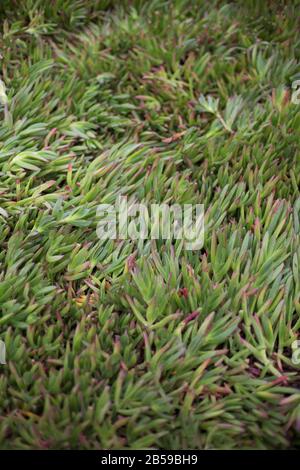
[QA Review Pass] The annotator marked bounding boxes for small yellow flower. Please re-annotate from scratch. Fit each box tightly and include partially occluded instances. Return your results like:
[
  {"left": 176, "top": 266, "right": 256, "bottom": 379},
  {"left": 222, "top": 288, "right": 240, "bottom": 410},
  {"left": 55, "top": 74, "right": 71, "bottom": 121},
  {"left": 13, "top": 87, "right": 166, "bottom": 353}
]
[{"left": 75, "top": 295, "right": 87, "bottom": 306}]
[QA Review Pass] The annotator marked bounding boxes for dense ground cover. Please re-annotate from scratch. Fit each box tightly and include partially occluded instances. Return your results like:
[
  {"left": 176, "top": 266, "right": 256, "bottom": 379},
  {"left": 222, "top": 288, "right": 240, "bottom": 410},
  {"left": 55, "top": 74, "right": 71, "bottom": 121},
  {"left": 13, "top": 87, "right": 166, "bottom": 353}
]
[{"left": 0, "top": 0, "right": 299, "bottom": 449}]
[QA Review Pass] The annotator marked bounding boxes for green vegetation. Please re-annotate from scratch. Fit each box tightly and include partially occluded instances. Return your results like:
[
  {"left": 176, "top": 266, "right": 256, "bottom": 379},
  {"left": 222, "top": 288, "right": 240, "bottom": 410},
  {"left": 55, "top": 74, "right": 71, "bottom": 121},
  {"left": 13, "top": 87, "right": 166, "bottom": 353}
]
[{"left": 0, "top": 0, "right": 300, "bottom": 449}]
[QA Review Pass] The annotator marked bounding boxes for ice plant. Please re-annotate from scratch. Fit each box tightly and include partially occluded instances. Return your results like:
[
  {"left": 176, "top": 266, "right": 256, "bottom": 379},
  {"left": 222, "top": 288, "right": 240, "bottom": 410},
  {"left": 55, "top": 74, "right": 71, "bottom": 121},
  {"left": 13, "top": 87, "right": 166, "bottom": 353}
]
[{"left": 0, "top": 0, "right": 299, "bottom": 450}]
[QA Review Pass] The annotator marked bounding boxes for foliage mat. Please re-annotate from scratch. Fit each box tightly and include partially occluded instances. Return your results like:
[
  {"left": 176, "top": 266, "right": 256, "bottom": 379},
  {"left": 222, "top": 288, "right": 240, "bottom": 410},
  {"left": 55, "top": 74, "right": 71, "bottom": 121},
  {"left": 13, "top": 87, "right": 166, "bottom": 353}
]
[{"left": 0, "top": 0, "right": 300, "bottom": 450}]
